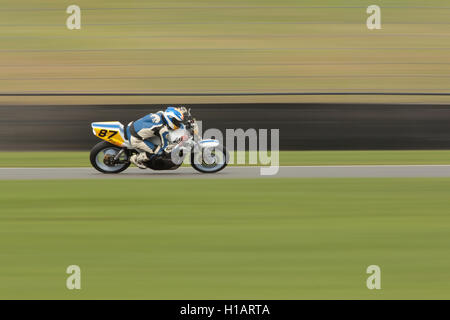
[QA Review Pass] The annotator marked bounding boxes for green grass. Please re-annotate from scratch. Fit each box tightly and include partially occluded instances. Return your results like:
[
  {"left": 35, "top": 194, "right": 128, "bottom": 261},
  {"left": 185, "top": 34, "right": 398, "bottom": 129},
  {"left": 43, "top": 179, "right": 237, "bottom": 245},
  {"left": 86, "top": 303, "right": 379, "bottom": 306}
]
[
  {"left": 1, "top": 0, "right": 449, "bottom": 101},
  {"left": 0, "top": 178, "right": 449, "bottom": 299},
  {"left": 1, "top": 150, "right": 450, "bottom": 167},
  {"left": 278, "top": 150, "right": 450, "bottom": 165}
]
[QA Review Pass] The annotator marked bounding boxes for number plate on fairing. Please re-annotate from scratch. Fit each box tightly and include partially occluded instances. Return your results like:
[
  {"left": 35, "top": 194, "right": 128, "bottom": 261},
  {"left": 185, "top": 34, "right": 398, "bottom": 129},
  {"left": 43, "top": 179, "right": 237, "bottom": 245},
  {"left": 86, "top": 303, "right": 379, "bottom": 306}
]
[{"left": 91, "top": 122, "right": 126, "bottom": 147}]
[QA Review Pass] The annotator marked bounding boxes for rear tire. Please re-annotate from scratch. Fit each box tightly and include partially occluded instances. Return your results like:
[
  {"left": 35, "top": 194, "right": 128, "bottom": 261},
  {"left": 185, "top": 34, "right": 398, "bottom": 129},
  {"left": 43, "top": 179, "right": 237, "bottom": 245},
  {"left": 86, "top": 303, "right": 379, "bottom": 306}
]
[{"left": 90, "top": 141, "right": 130, "bottom": 174}]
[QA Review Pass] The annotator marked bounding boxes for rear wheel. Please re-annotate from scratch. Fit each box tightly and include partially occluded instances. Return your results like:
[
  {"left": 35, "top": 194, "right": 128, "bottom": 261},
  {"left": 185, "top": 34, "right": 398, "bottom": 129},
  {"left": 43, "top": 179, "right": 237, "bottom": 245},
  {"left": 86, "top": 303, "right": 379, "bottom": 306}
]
[
  {"left": 90, "top": 141, "right": 130, "bottom": 174},
  {"left": 191, "top": 145, "right": 228, "bottom": 173}
]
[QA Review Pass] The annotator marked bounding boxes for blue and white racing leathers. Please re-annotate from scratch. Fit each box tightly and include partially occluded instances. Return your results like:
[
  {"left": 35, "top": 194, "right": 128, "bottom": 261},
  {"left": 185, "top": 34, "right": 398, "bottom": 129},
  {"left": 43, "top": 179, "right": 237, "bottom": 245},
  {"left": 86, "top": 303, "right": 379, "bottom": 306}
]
[{"left": 127, "top": 111, "right": 180, "bottom": 156}]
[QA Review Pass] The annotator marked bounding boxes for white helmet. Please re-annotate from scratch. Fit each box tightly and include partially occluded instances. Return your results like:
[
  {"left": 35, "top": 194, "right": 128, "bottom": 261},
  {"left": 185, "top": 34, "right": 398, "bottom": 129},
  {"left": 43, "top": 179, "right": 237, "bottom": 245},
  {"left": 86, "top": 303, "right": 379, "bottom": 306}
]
[{"left": 163, "top": 107, "right": 185, "bottom": 130}]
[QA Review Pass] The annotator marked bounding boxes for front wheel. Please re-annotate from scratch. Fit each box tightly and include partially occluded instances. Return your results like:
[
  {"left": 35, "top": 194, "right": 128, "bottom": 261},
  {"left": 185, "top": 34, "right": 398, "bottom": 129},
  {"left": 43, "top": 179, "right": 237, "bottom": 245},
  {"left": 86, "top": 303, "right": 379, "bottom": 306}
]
[
  {"left": 190, "top": 145, "right": 229, "bottom": 173},
  {"left": 90, "top": 141, "right": 130, "bottom": 174}
]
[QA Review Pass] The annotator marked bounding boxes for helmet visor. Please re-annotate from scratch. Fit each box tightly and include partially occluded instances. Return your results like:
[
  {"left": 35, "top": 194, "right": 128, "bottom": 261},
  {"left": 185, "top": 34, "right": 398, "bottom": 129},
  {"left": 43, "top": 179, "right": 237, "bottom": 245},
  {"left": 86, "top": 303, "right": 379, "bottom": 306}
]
[{"left": 171, "top": 117, "right": 182, "bottom": 128}]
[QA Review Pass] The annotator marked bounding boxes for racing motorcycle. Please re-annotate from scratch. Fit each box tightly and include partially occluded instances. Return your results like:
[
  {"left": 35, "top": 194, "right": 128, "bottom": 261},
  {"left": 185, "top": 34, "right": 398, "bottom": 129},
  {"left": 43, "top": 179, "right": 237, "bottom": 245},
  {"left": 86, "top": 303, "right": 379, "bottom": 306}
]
[{"left": 89, "top": 109, "right": 228, "bottom": 174}]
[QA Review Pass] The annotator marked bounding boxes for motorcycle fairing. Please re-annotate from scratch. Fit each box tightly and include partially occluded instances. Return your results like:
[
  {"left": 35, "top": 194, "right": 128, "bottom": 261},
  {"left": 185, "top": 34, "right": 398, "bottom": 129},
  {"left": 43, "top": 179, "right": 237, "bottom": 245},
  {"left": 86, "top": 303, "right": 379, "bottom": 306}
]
[{"left": 91, "top": 122, "right": 128, "bottom": 147}]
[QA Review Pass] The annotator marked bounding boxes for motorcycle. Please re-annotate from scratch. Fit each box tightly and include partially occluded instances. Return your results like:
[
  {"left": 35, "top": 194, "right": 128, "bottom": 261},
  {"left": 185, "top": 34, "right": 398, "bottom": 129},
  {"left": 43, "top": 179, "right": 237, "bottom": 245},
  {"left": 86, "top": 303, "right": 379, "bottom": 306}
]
[{"left": 89, "top": 109, "right": 228, "bottom": 174}]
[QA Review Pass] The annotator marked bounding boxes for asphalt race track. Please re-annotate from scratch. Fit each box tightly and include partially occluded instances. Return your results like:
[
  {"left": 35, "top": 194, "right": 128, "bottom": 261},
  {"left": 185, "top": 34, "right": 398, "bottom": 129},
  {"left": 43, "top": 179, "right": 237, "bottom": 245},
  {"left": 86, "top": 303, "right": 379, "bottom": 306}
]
[{"left": 2, "top": 165, "right": 450, "bottom": 180}]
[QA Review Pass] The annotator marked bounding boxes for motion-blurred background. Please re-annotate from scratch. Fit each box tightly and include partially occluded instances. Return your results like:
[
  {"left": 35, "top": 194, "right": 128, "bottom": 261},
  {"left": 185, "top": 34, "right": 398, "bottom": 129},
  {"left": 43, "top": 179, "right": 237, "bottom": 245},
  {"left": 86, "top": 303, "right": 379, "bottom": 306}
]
[
  {"left": 0, "top": 0, "right": 449, "bottom": 149},
  {"left": 1, "top": 0, "right": 449, "bottom": 102},
  {"left": 2, "top": 1, "right": 450, "bottom": 300}
]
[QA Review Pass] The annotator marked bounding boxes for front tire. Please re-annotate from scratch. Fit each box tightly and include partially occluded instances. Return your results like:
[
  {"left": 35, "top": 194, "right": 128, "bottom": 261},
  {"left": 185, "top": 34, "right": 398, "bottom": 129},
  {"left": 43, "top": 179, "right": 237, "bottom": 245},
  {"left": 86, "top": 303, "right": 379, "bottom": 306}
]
[
  {"left": 90, "top": 141, "right": 130, "bottom": 174},
  {"left": 191, "top": 145, "right": 228, "bottom": 173}
]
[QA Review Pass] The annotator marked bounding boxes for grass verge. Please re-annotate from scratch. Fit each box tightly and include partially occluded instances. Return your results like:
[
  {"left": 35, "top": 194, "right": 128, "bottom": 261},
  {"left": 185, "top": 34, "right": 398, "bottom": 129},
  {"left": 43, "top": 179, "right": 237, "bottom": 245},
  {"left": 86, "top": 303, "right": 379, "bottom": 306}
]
[
  {"left": 0, "top": 150, "right": 450, "bottom": 167},
  {"left": 0, "top": 178, "right": 449, "bottom": 299}
]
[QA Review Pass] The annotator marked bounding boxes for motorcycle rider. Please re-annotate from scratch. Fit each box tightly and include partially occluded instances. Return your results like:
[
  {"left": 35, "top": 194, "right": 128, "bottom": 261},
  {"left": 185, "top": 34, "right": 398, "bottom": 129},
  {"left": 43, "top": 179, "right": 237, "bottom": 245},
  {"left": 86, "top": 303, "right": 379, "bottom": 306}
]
[{"left": 127, "top": 106, "right": 188, "bottom": 169}]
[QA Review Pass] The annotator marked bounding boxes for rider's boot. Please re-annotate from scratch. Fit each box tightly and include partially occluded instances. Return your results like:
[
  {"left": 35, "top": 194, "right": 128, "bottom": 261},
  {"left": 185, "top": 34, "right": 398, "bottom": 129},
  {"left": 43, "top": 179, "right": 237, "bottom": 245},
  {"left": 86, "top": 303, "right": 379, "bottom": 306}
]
[{"left": 130, "top": 152, "right": 149, "bottom": 169}]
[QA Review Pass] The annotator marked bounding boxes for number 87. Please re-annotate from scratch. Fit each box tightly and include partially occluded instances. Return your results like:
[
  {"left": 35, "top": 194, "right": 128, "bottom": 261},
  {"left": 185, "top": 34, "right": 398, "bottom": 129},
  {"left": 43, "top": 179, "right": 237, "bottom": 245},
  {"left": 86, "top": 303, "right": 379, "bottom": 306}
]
[{"left": 98, "top": 129, "right": 118, "bottom": 139}]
